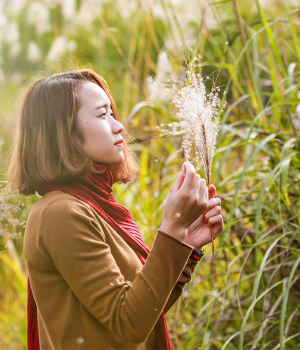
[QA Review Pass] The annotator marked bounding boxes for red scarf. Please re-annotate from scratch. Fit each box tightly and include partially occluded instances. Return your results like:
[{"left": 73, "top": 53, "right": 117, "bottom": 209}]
[{"left": 27, "top": 163, "right": 173, "bottom": 350}]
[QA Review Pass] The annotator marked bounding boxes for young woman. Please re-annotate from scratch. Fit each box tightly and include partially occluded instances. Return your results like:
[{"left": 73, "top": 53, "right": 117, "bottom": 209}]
[{"left": 7, "top": 69, "right": 223, "bottom": 350}]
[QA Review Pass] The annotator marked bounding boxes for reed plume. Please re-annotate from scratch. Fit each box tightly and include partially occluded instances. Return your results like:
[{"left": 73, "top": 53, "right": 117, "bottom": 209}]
[
  {"left": 0, "top": 180, "right": 26, "bottom": 242},
  {"left": 156, "top": 52, "right": 227, "bottom": 259}
]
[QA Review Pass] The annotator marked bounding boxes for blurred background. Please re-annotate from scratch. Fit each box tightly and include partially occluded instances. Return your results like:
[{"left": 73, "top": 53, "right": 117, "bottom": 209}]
[{"left": 0, "top": 0, "right": 300, "bottom": 349}]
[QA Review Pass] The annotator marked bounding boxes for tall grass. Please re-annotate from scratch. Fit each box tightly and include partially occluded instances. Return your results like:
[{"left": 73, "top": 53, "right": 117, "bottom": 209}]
[{"left": 0, "top": 0, "right": 299, "bottom": 349}]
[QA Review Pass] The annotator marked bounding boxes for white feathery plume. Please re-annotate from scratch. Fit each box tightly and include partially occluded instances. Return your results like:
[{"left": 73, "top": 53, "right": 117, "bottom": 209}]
[
  {"left": 0, "top": 181, "right": 26, "bottom": 245},
  {"left": 156, "top": 51, "right": 227, "bottom": 259}
]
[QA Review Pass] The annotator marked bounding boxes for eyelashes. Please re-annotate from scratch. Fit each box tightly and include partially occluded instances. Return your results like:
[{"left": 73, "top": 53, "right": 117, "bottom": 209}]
[{"left": 99, "top": 112, "right": 114, "bottom": 118}]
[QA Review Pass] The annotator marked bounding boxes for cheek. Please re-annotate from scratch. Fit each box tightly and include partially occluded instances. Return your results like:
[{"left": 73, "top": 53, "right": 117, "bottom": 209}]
[
  {"left": 83, "top": 120, "right": 103, "bottom": 137},
  {"left": 83, "top": 122, "right": 109, "bottom": 148}
]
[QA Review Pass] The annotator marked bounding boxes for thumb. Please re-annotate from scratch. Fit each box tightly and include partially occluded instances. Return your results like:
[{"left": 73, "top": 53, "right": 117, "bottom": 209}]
[{"left": 209, "top": 184, "right": 216, "bottom": 199}]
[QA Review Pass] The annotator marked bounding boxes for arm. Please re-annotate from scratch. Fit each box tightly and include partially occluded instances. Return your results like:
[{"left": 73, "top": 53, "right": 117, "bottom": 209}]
[
  {"left": 163, "top": 258, "right": 198, "bottom": 314},
  {"left": 39, "top": 199, "right": 194, "bottom": 344},
  {"left": 156, "top": 227, "right": 200, "bottom": 314}
]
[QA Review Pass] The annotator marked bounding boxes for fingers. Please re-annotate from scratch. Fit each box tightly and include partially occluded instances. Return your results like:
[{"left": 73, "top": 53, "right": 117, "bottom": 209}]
[
  {"left": 206, "top": 214, "right": 223, "bottom": 229},
  {"left": 200, "top": 177, "right": 208, "bottom": 202},
  {"left": 179, "top": 161, "right": 197, "bottom": 193},
  {"left": 194, "top": 176, "right": 207, "bottom": 205},
  {"left": 204, "top": 204, "right": 221, "bottom": 222},
  {"left": 191, "top": 173, "right": 201, "bottom": 192},
  {"left": 205, "top": 197, "right": 221, "bottom": 213},
  {"left": 172, "top": 163, "right": 210, "bottom": 199},
  {"left": 172, "top": 168, "right": 186, "bottom": 192}
]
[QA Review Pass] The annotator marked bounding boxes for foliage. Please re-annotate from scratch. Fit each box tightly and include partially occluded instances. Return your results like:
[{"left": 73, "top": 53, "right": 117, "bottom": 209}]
[{"left": 0, "top": 0, "right": 299, "bottom": 349}]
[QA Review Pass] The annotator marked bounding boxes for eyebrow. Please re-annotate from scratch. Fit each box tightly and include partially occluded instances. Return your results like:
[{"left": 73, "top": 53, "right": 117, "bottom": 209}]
[{"left": 94, "top": 102, "right": 111, "bottom": 110}]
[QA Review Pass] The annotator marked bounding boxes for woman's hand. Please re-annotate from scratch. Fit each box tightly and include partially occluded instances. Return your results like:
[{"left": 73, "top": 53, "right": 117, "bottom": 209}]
[
  {"left": 159, "top": 161, "right": 208, "bottom": 242},
  {"left": 183, "top": 184, "right": 223, "bottom": 250}
]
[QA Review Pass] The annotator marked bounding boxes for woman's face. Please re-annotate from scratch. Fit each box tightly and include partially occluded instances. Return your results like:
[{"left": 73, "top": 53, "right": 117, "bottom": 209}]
[{"left": 77, "top": 81, "right": 125, "bottom": 165}]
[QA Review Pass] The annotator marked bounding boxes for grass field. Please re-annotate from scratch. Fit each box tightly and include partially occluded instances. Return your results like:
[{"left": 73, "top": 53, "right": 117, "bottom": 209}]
[{"left": 0, "top": 0, "right": 299, "bottom": 349}]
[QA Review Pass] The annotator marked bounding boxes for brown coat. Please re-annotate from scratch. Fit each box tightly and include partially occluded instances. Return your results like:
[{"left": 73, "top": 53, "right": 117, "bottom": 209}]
[{"left": 24, "top": 190, "right": 198, "bottom": 350}]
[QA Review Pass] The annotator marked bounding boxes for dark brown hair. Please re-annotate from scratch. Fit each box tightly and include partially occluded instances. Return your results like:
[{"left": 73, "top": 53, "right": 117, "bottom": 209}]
[{"left": 6, "top": 68, "right": 140, "bottom": 196}]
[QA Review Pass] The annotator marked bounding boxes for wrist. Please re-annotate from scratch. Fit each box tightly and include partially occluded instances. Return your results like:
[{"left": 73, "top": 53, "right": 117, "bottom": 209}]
[
  {"left": 159, "top": 221, "right": 187, "bottom": 242},
  {"left": 183, "top": 237, "right": 203, "bottom": 252},
  {"left": 193, "top": 246, "right": 204, "bottom": 253}
]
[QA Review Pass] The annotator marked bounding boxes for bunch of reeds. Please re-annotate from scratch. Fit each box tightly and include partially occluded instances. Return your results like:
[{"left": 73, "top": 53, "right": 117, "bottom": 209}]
[
  {"left": 156, "top": 52, "right": 227, "bottom": 258},
  {"left": 0, "top": 1, "right": 299, "bottom": 349}
]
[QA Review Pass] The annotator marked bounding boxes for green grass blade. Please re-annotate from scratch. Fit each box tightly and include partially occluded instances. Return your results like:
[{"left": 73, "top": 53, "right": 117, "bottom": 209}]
[
  {"left": 288, "top": 16, "right": 300, "bottom": 61},
  {"left": 272, "top": 332, "right": 300, "bottom": 350},
  {"left": 256, "top": 1, "right": 287, "bottom": 76},
  {"left": 252, "top": 233, "right": 286, "bottom": 304},
  {"left": 234, "top": 8, "right": 299, "bottom": 75},
  {"left": 228, "top": 133, "right": 276, "bottom": 225},
  {"left": 279, "top": 256, "right": 300, "bottom": 349},
  {"left": 239, "top": 280, "right": 284, "bottom": 350}
]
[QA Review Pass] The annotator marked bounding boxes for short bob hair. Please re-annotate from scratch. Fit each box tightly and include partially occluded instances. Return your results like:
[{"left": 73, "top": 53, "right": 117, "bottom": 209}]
[{"left": 6, "top": 68, "right": 141, "bottom": 196}]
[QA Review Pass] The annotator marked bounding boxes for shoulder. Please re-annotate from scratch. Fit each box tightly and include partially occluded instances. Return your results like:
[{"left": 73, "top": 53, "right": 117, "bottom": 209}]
[
  {"left": 30, "top": 190, "right": 94, "bottom": 219},
  {"left": 28, "top": 190, "right": 106, "bottom": 240}
]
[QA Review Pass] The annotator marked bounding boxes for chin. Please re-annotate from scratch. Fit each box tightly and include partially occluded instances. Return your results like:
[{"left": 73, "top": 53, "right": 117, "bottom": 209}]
[{"left": 110, "top": 157, "right": 125, "bottom": 165}]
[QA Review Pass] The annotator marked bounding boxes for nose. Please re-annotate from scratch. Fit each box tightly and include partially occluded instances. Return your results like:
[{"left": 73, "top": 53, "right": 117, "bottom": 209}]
[{"left": 115, "top": 120, "right": 124, "bottom": 134}]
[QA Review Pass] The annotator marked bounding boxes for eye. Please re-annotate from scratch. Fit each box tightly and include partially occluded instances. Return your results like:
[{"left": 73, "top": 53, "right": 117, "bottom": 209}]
[{"left": 98, "top": 111, "right": 114, "bottom": 118}]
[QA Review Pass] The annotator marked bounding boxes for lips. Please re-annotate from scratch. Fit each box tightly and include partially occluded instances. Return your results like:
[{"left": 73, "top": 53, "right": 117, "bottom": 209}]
[{"left": 114, "top": 139, "right": 123, "bottom": 145}]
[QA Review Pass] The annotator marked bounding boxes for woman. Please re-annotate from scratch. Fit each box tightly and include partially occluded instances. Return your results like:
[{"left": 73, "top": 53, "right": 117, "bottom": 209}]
[{"left": 6, "top": 69, "right": 223, "bottom": 350}]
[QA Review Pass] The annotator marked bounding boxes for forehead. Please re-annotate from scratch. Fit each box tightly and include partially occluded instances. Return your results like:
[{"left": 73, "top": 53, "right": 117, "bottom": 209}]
[{"left": 78, "top": 81, "right": 110, "bottom": 107}]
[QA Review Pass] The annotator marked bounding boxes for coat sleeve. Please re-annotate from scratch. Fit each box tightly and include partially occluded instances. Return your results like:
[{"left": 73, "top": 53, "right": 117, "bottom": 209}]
[
  {"left": 163, "top": 259, "right": 198, "bottom": 314},
  {"left": 39, "top": 198, "right": 195, "bottom": 344}
]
